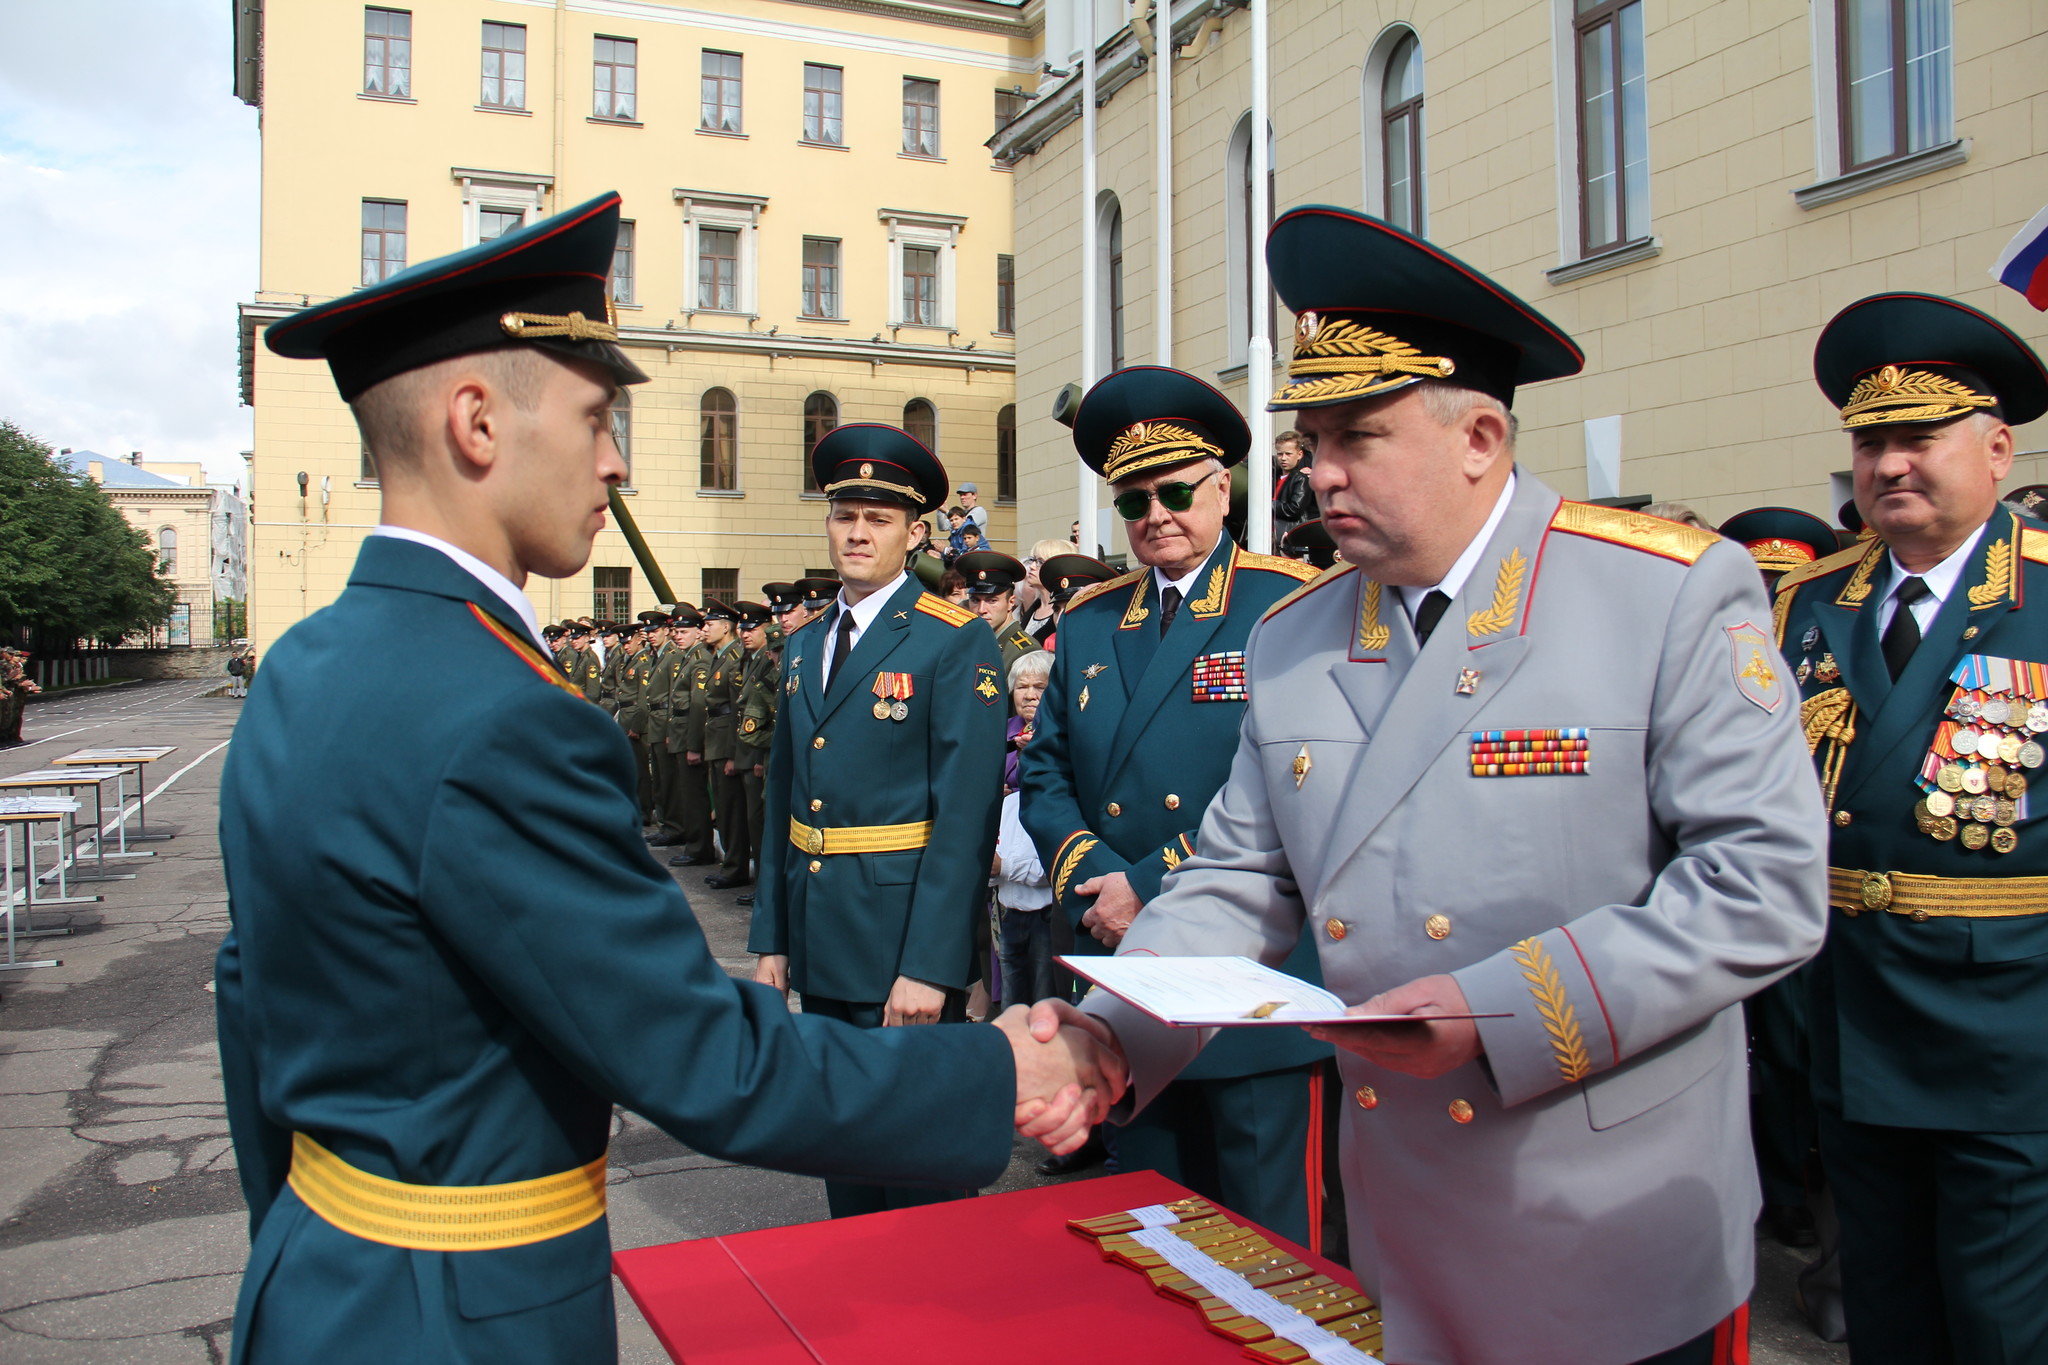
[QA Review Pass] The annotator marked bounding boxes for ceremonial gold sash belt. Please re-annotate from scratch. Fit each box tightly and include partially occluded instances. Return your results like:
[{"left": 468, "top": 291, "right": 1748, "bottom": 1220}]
[
  {"left": 287, "top": 1133, "right": 607, "bottom": 1251},
  {"left": 788, "top": 816, "right": 933, "bottom": 856},
  {"left": 1829, "top": 867, "right": 2048, "bottom": 922}
]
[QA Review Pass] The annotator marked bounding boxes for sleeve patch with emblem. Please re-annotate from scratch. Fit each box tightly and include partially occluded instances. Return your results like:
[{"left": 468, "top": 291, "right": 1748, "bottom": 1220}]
[
  {"left": 975, "top": 663, "right": 1000, "bottom": 704},
  {"left": 1725, "top": 620, "right": 1783, "bottom": 713}
]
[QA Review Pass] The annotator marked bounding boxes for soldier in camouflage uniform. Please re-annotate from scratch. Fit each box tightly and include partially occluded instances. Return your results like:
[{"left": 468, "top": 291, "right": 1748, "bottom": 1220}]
[
  {"left": 699, "top": 601, "right": 750, "bottom": 889},
  {"left": 734, "top": 601, "right": 779, "bottom": 905}
]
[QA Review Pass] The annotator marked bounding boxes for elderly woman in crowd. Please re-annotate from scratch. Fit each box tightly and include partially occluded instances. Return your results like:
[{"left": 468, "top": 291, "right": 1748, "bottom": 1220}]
[{"left": 995, "top": 650, "right": 1057, "bottom": 1008}]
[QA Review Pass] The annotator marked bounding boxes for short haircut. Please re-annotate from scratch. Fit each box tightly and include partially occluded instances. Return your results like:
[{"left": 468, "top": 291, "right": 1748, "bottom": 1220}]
[
  {"left": 1009, "top": 649, "right": 1053, "bottom": 689},
  {"left": 1275, "top": 429, "right": 1302, "bottom": 446},
  {"left": 348, "top": 346, "right": 555, "bottom": 474},
  {"left": 1413, "top": 380, "right": 1519, "bottom": 448}
]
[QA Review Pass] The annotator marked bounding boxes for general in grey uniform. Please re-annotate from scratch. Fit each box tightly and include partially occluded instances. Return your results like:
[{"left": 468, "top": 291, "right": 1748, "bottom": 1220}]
[{"left": 1080, "top": 206, "right": 1829, "bottom": 1365}]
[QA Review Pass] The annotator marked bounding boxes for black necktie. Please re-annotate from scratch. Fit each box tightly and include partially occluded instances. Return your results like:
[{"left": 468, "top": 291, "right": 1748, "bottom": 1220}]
[
  {"left": 1412, "top": 589, "right": 1453, "bottom": 646},
  {"left": 1159, "top": 585, "right": 1183, "bottom": 636},
  {"left": 1882, "top": 577, "right": 1931, "bottom": 680},
  {"left": 827, "top": 608, "right": 856, "bottom": 689}
]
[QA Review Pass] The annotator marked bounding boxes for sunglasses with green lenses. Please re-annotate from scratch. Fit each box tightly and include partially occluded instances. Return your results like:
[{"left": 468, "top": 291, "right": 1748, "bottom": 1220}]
[{"left": 1112, "top": 468, "right": 1221, "bottom": 522}]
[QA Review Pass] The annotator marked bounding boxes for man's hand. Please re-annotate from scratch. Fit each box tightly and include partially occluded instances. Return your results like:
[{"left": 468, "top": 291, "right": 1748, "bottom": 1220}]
[
  {"left": 1077, "top": 871, "right": 1142, "bottom": 947},
  {"left": 753, "top": 763, "right": 765, "bottom": 778},
  {"left": 753, "top": 954, "right": 789, "bottom": 998},
  {"left": 723, "top": 759, "right": 736, "bottom": 777},
  {"left": 686, "top": 751, "right": 702, "bottom": 765},
  {"left": 883, "top": 975, "right": 946, "bottom": 1026},
  {"left": 997, "top": 1000, "right": 1128, "bottom": 1154},
  {"left": 627, "top": 731, "right": 640, "bottom": 741},
  {"left": 1306, "top": 974, "right": 1483, "bottom": 1078}
]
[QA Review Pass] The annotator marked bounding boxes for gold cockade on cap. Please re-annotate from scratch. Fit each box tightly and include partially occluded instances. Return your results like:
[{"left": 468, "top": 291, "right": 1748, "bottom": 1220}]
[
  {"left": 499, "top": 310, "right": 620, "bottom": 342},
  {"left": 1273, "top": 312, "right": 1457, "bottom": 407},
  {"left": 1839, "top": 364, "right": 1997, "bottom": 430}
]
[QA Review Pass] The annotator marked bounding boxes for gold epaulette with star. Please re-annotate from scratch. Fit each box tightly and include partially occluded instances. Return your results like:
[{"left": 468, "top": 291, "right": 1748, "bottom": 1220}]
[
  {"left": 1549, "top": 501, "right": 1720, "bottom": 565},
  {"left": 1065, "top": 568, "right": 1147, "bottom": 613},
  {"left": 914, "top": 594, "right": 977, "bottom": 627},
  {"left": 1235, "top": 551, "right": 1320, "bottom": 583},
  {"left": 1774, "top": 542, "right": 1869, "bottom": 595},
  {"left": 1261, "top": 562, "right": 1359, "bottom": 622}
]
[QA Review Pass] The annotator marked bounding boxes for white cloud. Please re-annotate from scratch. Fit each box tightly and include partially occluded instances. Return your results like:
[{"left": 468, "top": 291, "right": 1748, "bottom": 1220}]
[{"left": 0, "top": 0, "right": 259, "bottom": 485}]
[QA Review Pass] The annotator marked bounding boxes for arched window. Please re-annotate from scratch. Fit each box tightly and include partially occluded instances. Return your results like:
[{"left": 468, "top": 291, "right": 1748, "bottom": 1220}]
[
  {"left": 700, "top": 387, "right": 738, "bottom": 490},
  {"left": 1380, "top": 33, "right": 1425, "bottom": 234},
  {"left": 1102, "top": 197, "right": 1126, "bottom": 373},
  {"left": 903, "top": 398, "right": 937, "bottom": 451},
  {"left": 996, "top": 403, "right": 1017, "bottom": 502},
  {"left": 1225, "top": 116, "right": 1275, "bottom": 367},
  {"left": 802, "top": 391, "right": 837, "bottom": 492},
  {"left": 157, "top": 526, "right": 177, "bottom": 576},
  {"left": 609, "top": 387, "right": 633, "bottom": 486}
]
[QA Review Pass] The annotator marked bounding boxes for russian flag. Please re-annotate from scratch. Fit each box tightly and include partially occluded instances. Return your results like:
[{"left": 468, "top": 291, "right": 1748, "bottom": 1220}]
[{"left": 1993, "top": 204, "right": 2048, "bottom": 311}]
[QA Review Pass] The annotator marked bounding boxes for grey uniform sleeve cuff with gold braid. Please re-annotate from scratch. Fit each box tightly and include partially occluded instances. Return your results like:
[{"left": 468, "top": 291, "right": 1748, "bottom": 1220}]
[{"left": 1454, "top": 927, "right": 1612, "bottom": 1107}]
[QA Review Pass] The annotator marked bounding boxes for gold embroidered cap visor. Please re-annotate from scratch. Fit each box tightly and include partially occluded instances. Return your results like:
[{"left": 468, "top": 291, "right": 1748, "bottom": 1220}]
[
  {"left": 810, "top": 423, "right": 948, "bottom": 513},
  {"left": 1815, "top": 292, "right": 2048, "bottom": 432},
  {"left": 264, "top": 191, "right": 648, "bottom": 402},
  {"left": 1072, "top": 365, "right": 1251, "bottom": 482},
  {"left": 1717, "top": 507, "right": 1837, "bottom": 577},
  {"left": 1265, "top": 206, "right": 1583, "bottom": 412}
]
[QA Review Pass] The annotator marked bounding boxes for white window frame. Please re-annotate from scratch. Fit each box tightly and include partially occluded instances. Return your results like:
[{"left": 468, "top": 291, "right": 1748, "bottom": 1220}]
[
  {"left": 676, "top": 188, "right": 769, "bottom": 318},
  {"left": 1796, "top": 0, "right": 1965, "bottom": 209},
  {"left": 878, "top": 208, "right": 965, "bottom": 331},
  {"left": 453, "top": 168, "right": 553, "bottom": 247},
  {"left": 1544, "top": 0, "right": 1661, "bottom": 282}
]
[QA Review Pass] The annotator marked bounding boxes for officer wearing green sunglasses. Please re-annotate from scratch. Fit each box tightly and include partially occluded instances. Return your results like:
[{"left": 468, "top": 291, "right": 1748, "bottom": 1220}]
[{"left": 1018, "top": 365, "right": 1331, "bottom": 1246}]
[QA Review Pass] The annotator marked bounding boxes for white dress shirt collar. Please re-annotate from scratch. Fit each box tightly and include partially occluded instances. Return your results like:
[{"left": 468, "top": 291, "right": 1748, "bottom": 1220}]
[
  {"left": 370, "top": 525, "right": 546, "bottom": 650},
  {"left": 1398, "top": 471, "right": 1518, "bottom": 623},
  {"left": 1883, "top": 518, "right": 1989, "bottom": 617},
  {"left": 1153, "top": 540, "right": 1225, "bottom": 601},
  {"left": 825, "top": 571, "right": 909, "bottom": 687}
]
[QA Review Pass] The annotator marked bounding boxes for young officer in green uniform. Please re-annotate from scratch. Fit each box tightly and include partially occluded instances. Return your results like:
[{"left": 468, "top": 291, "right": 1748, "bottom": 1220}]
[
  {"left": 544, "top": 623, "right": 570, "bottom": 669},
  {"left": 748, "top": 424, "right": 1009, "bottom": 1218},
  {"left": 1776, "top": 293, "right": 2048, "bottom": 1363},
  {"left": 1018, "top": 366, "right": 1329, "bottom": 1246},
  {"left": 641, "top": 608, "right": 684, "bottom": 845},
  {"left": 1034, "top": 552, "right": 1118, "bottom": 650},
  {"left": 570, "top": 624, "right": 605, "bottom": 704},
  {"left": 595, "top": 621, "right": 624, "bottom": 715},
  {"left": 654, "top": 605, "right": 713, "bottom": 859},
  {"left": 700, "top": 601, "right": 751, "bottom": 890},
  {"left": 734, "top": 601, "right": 778, "bottom": 897},
  {"left": 955, "top": 550, "right": 1039, "bottom": 680},
  {"left": 223, "top": 191, "right": 1119, "bottom": 1365}
]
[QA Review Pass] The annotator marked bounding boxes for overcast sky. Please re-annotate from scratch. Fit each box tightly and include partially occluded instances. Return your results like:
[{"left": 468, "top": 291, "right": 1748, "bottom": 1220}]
[{"left": 0, "top": 0, "right": 259, "bottom": 487}]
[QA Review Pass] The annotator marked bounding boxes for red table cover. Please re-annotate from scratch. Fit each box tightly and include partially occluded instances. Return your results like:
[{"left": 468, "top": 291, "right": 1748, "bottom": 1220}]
[{"left": 613, "top": 1170, "right": 1362, "bottom": 1365}]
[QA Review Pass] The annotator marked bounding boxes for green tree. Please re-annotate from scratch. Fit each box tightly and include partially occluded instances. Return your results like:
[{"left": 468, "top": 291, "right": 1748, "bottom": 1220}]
[{"left": 0, "top": 421, "right": 177, "bottom": 646}]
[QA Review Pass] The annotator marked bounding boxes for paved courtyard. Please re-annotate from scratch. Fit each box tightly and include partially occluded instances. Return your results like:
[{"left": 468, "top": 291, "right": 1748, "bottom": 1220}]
[{"left": 0, "top": 679, "right": 1845, "bottom": 1363}]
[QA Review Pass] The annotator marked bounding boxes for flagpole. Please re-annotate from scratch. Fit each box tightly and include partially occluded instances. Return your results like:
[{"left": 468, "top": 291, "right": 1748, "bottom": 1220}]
[
  {"left": 1246, "top": 0, "right": 1274, "bottom": 554},
  {"left": 1154, "top": 0, "right": 1173, "bottom": 367},
  {"left": 1078, "top": 0, "right": 1101, "bottom": 556}
]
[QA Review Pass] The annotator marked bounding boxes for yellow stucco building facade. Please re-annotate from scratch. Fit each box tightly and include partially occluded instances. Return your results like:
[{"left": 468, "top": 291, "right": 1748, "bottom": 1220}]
[
  {"left": 234, "top": 0, "right": 1032, "bottom": 651},
  {"left": 993, "top": 0, "right": 2048, "bottom": 551}
]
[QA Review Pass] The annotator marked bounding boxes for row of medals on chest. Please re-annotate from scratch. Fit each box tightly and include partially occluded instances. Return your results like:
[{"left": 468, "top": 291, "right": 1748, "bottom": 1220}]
[{"left": 1915, "top": 691, "right": 2048, "bottom": 851}]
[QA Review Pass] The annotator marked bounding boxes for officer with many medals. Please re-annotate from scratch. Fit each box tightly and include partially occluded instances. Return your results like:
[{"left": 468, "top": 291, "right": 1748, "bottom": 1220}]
[
  {"left": 1775, "top": 292, "right": 2048, "bottom": 1362},
  {"left": 748, "top": 423, "right": 1009, "bottom": 1219}
]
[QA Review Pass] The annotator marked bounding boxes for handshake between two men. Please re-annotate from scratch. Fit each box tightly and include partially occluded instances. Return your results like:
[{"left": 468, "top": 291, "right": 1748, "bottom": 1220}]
[{"left": 996, "top": 1000, "right": 1128, "bottom": 1156}]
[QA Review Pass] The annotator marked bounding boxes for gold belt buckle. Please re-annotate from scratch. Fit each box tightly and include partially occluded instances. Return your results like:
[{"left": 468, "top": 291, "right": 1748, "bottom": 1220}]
[
  {"left": 804, "top": 825, "right": 826, "bottom": 855},
  {"left": 1860, "top": 871, "right": 1892, "bottom": 914}
]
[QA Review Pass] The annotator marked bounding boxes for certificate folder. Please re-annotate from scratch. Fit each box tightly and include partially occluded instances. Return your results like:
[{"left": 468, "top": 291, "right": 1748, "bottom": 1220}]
[{"left": 1056, "top": 954, "right": 1509, "bottom": 1028}]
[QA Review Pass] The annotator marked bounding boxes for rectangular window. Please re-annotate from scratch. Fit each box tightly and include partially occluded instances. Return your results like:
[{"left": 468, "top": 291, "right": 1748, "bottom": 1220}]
[
  {"left": 995, "top": 87, "right": 1029, "bottom": 135},
  {"left": 902, "top": 246, "right": 939, "bottom": 325},
  {"left": 361, "top": 199, "right": 407, "bottom": 285},
  {"left": 1574, "top": 0, "right": 1650, "bottom": 257},
  {"left": 701, "top": 568, "right": 739, "bottom": 608},
  {"left": 903, "top": 78, "right": 939, "bottom": 156},
  {"left": 359, "top": 446, "right": 378, "bottom": 482},
  {"left": 698, "top": 228, "right": 739, "bottom": 311},
  {"left": 481, "top": 22, "right": 525, "bottom": 108},
  {"left": 701, "top": 50, "right": 743, "bottom": 132},
  {"left": 1839, "top": 0, "right": 1952, "bottom": 171},
  {"left": 802, "top": 237, "right": 841, "bottom": 318},
  {"left": 995, "top": 254, "right": 1016, "bottom": 334},
  {"left": 593, "top": 36, "right": 637, "bottom": 120},
  {"left": 804, "top": 64, "right": 843, "bottom": 144},
  {"left": 478, "top": 207, "right": 524, "bottom": 241},
  {"left": 700, "top": 389, "right": 738, "bottom": 490},
  {"left": 594, "top": 566, "right": 631, "bottom": 622},
  {"left": 609, "top": 393, "right": 633, "bottom": 485},
  {"left": 364, "top": 8, "right": 411, "bottom": 97},
  {"left": 610, "top": 221, "right": 636, "bottom": 305}
]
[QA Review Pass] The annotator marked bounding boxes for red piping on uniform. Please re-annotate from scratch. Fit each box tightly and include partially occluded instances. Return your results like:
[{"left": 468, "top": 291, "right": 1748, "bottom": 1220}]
[{"left": 1561, "top": 924, "right": 1621, "bottom": 1068}]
